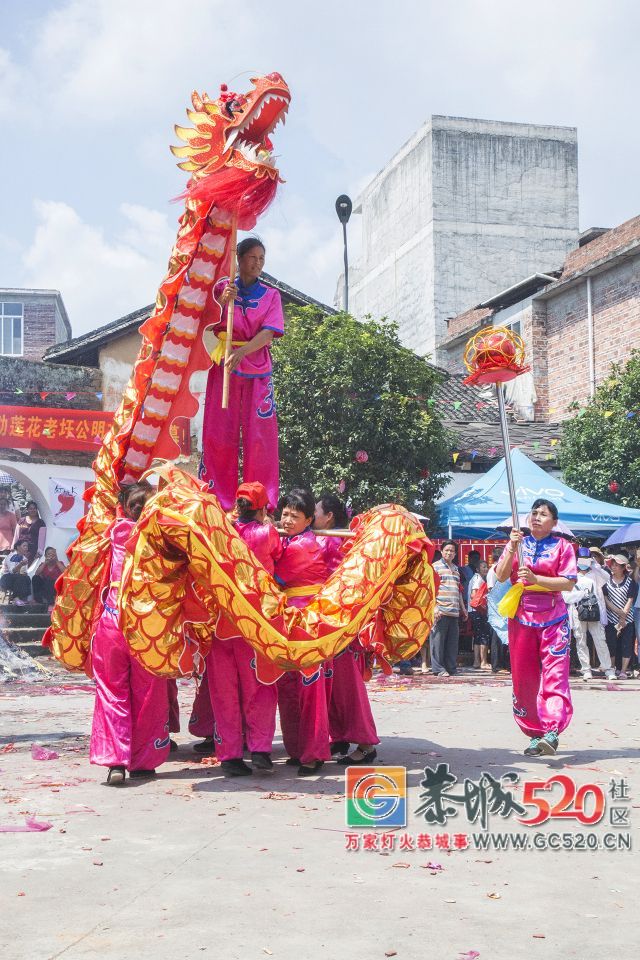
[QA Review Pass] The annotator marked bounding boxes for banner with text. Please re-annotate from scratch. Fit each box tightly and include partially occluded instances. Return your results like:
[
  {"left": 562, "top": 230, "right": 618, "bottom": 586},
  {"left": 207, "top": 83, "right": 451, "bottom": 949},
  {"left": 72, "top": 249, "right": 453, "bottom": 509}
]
[{"left": 0, "top": 406, "right": 114, "bottom": 452}]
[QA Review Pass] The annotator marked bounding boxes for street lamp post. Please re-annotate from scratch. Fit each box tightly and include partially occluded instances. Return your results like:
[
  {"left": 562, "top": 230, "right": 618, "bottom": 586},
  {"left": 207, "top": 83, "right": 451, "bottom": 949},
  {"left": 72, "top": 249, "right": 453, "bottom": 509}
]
[{"left": 335, "top": 194, "right": 352, "bottom": 313}]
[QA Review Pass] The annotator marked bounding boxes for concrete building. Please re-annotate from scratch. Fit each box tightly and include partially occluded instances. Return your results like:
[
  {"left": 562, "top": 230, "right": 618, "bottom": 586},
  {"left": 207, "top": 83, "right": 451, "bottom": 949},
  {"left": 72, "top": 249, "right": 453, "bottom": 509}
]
[{"left": 341, "top": 116, "right": 579, "bottom": 363}]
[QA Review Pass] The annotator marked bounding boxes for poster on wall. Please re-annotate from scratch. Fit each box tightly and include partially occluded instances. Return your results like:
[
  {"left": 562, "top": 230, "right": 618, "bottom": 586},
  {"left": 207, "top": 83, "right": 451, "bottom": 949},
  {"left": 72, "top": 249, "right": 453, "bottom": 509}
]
[{"left": 48, "top": 478, "right": 88, "bottom": 529}]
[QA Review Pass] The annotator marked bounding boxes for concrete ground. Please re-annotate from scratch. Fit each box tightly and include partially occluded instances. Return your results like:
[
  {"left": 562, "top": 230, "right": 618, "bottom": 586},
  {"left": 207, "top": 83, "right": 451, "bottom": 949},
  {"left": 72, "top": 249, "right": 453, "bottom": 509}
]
[{"left": 0, "top": 665, "right": 638, "bottom": 960}]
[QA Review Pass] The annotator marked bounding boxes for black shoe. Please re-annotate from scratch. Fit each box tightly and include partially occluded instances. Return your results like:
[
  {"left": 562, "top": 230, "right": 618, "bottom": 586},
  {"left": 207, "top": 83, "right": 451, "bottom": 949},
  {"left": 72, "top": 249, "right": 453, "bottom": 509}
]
[
  {"left": 220, "top": 758, "right": 252, "bottom": 777},
  {"left": 337, "top": 748, "right": 378, "bottom": 766},
  {"left": 169, "top": 739, "right": 179, "bottom": 753},
  {"left": 285, "top": 757, "right": 301, "bottom": 766},
  {"left": 297, "top": 761, "right": 324, "bottom": 777},
  {"left": 192, "top": 737, "right": 216, "bottom": 755},
  {"left": 129, "top": 769, "right": 157, "bottom": 779},
  {"left": 330, "top": 741, "right": 350, "bottom": 757},
  {"left": 106, "top": 765, "right": 126, "bottom": 785},
  {"left": 251, "top": 752, "right": 274, "bottom": 773}
]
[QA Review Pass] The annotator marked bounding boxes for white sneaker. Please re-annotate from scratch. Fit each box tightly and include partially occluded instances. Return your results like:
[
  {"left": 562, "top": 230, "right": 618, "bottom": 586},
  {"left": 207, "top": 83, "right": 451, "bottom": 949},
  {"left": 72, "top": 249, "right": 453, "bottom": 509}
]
[
  {"left": 605, "top": 671, "right": 617, "bottom": 681},
  {"left": 421, "top": 664, "right": 428, "bottom": 674},
  {"left": 582, "top": 672, "right": 592, "bottom": 682}
]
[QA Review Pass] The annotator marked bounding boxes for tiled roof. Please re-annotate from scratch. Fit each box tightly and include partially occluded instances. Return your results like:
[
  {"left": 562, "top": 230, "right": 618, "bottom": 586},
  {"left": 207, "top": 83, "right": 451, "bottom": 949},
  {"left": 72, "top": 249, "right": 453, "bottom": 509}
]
[
  {"left": 450, "top": 418, "right": 564, "bottom": 468},
  {"left": 435, "top": 373, "right": 497, "bottom": 423},
  {"left": 437, "top": 373, "right": 562, "bottom": 468}
]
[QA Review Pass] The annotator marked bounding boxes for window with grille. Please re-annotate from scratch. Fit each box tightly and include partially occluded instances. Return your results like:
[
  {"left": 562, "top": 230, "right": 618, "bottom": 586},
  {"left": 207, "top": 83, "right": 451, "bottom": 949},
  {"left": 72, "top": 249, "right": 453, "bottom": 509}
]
[{"left": 0, "top": 303, "right": 23, "bottom": 356}]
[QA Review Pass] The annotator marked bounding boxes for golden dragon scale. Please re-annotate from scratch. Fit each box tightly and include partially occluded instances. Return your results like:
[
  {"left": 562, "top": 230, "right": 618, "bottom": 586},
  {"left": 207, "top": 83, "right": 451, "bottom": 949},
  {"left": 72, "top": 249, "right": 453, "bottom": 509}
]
[{"left": 118, "top": 467, "right": 436, "bottom": 679}]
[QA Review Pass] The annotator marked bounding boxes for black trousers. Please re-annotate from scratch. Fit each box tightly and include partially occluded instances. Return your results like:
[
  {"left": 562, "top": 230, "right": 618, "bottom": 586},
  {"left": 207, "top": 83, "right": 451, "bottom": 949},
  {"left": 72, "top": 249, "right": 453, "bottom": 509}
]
[
  {"left": 490, "top": 629, "right": 510, "bottom": 672},
  {"left": 430, "top": 615, "right": 460, "bottom": 675},
  {"left": 32, "top": 575, "right": 56, "bottom": 605},
  {"left": 605, "top": 622, "right": 634, "bottom": 669},
  {"left": 0, "top": 572, "right": 31, "bottom": 601}
]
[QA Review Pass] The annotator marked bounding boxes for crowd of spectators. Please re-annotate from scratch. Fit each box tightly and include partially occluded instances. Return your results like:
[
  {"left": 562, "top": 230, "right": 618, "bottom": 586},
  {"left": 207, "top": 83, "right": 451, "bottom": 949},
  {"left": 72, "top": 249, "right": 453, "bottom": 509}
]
[
  {"left": 399, "top": 538, "right": 640, "bottom": 681},
  {"left": 0, "top": 495, "right": 65, "bottom": 611}
]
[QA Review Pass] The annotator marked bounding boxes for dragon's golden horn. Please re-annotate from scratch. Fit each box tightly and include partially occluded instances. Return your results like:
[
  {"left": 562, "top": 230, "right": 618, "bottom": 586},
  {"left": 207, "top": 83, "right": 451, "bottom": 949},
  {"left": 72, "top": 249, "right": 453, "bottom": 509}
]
[
  {"left": 176, "top": 160, "right": 201, "bottom": 172},
  {"left": 174, "top": 124, "right": 202, "bottom": 142},
  {"left": 171, "top": 144, "right": 199, "bottom": 159},
  {"left": 187, "top": 109, "right": 209, "bottom": 124}
]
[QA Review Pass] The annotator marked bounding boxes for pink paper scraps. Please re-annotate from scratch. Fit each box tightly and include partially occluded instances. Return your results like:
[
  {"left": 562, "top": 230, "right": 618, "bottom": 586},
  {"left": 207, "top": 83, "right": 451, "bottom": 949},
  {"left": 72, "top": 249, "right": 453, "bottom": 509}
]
[
  {"left": 0, "top": 815, "right": 53, "bottom": 833},
  {"left": 31, "top": 745, "right": 59, "bottom": 761}
]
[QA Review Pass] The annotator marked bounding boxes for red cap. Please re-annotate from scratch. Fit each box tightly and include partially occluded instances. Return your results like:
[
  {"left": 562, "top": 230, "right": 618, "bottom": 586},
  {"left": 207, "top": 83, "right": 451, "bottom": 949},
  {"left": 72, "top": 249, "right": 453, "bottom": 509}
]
[{"left": 236, "top": 481, "right": 268, "bottom": 510}]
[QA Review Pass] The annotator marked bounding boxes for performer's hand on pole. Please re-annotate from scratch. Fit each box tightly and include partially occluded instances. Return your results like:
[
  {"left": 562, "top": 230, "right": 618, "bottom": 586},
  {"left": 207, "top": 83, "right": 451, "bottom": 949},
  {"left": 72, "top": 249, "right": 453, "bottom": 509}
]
[
  {"left": 517, "top": 565, "right": 537, "bottom": 586},
  {"left": 219, "top": 283, "right": 238, "bottom": 306},
  {"left": 224, "top": 348, "right": 246, "bottom": 373},
  {"left": 507, "top": 528, "right": 523, "bottom": 550}
]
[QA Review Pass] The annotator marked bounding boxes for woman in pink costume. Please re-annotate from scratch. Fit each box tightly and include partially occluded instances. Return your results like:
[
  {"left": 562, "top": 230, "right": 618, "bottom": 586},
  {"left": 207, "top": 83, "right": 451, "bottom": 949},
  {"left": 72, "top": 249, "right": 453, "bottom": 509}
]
[
  {"left": 275, "top": 488, "right": 334, "bottom": 777},
  {"left": 495, "top": 498, "right": 577, "bottom": 757},
  {"left": 314, "top": 493, "right": 379, "bottom": 766},
  {"left": 200, "top": 238, "right": 284, "bottom": 511},
  {"left": 208, "top": 481, "right": 281, "bottom": 777},
  {"left": 90, "top": 483, "right": 171, "bottom": 785}
]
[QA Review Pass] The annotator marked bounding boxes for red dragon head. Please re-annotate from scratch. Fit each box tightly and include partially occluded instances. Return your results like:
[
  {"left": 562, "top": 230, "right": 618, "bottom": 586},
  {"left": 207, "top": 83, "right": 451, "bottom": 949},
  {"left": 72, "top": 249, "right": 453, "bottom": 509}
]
[{"left": 171, "top": 72, "right": 290, "bottom": 187}]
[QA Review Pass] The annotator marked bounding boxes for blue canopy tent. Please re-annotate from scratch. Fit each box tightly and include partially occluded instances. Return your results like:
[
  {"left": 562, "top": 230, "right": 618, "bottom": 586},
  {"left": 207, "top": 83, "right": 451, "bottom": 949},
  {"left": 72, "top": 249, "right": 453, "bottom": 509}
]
[{"left": 435, "top": 449, "right": 640, "bottom": 539}]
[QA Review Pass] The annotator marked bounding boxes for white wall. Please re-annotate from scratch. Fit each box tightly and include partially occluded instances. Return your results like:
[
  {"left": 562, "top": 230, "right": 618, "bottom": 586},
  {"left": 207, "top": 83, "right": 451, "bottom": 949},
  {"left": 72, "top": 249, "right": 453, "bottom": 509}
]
[{"left": 0, "top": 458, "right": 94, "bottom": 557}]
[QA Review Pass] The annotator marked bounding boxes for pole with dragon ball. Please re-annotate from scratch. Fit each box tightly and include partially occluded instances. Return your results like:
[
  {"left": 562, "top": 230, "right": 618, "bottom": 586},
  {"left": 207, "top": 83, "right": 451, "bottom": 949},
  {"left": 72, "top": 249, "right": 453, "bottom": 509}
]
[{"left": 462, "top": 326, "right": 530, "bottom": 563}]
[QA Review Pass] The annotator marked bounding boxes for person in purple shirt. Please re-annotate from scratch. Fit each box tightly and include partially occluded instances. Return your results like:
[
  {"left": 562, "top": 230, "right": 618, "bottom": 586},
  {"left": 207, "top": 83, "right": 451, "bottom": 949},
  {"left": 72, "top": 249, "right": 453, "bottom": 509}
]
[{"left": 199, "top": 237, "right": 284, "bottom": 511}]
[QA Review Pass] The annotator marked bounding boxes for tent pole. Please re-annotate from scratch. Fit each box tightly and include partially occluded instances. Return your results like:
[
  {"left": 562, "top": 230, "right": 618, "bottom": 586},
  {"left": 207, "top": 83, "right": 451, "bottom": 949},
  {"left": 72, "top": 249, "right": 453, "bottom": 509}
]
[{"left": 497, "top": 384, "right": 523, "bottom": 565}]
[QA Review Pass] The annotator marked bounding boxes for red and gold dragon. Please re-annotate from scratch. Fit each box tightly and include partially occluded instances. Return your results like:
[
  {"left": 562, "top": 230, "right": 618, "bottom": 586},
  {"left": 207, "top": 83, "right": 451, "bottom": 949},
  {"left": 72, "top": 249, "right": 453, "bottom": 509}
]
[{"left": 44, "top": 73, "right": 436, "bottom": 679}]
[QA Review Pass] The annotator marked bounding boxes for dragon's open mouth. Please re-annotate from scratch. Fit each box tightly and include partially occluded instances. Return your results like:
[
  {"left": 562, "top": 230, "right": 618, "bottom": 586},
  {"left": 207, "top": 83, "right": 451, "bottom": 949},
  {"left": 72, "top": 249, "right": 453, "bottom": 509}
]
[{"left": 225, "top": 91, "right": 290, "bottom": 168}]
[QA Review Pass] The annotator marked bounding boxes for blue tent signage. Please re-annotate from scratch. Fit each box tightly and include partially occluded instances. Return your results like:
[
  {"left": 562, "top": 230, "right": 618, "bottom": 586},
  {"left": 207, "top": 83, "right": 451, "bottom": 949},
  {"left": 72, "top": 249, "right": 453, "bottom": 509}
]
[{"left": 436, "top": 450, "right": 640, "bottom": 538}]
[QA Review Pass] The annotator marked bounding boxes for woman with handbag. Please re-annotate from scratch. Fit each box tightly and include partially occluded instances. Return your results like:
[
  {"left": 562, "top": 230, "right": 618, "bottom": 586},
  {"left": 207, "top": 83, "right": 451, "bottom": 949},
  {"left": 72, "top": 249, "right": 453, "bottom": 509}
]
[{"left": 569, "top": 549, "right": 616, "bottom": 682}]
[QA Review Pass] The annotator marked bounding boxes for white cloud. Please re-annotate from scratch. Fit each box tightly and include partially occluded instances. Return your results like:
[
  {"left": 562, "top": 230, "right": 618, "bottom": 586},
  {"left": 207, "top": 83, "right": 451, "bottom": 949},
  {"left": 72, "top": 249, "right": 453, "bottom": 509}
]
[
  {"left": 0, "top": 47, "right": 24, "bottom": 117},
  {"left": 257, "top": 195, "right": 345, "bottom": 308},
  {"left": 29, "top": 0, "right": 255, "bottom": 124},
  {"left": 22, "top": 200, "right": 176, "bottom": 335}
]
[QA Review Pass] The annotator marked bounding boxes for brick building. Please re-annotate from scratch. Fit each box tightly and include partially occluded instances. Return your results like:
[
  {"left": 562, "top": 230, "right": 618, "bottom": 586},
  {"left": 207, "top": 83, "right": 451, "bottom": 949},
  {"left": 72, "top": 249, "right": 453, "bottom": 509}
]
[
  {"left": 441, "top": 215, "right": 640, "bottom": 423},
  {"left": 0, "top": 288, "right": 71, "bottom": 361}
]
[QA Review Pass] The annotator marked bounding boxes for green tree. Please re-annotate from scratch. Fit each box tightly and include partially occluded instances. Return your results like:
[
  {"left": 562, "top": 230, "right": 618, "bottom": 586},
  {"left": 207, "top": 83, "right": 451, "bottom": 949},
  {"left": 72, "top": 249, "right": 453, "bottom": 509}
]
[
  {"left": 272, "top": 306, "right": 450, "bottom": 516},
  {"left": 558, "top": 350, "right": 640, "bottom": 506}
]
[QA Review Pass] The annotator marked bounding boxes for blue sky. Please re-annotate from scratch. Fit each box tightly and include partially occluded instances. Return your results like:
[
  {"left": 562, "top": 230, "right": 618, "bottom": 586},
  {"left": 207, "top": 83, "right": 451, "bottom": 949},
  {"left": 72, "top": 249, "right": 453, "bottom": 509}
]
[{"left": 1, "top": 0, "right": 639, "bottom": 337}]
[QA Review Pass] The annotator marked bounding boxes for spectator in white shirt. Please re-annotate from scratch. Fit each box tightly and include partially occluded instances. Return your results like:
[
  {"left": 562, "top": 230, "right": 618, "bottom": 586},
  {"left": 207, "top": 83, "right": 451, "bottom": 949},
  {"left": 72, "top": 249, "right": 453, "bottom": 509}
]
[
  {"left": 0, "top": 539, "right": 32, "bottom": 604},
  {"left": 564, "top": 550, "right": 616, "bottom": 682}
]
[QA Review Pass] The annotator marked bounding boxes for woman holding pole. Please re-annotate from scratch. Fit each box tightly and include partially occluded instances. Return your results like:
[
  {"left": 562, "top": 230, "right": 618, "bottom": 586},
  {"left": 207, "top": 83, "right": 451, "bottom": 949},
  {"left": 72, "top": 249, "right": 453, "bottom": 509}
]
[
  {"left": 200, "top": 237, "right": 284, "bottom": 511},
  {"left": 494, "top": 499, "right": 577, "bottom": 757},
  {"left": 462, "top": 327, "right": 577, "bottom": 757}
]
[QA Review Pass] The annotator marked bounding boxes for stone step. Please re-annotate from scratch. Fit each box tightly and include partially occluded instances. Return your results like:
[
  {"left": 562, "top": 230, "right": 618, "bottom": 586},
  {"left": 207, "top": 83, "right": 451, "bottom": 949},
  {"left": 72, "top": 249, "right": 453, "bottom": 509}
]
[
  {"left": 0, "top": 612, "right": 51, "bottom": 628},
  {"left": 0, "top": 603, "right": 48, "bottom": 615},
  {"left": 15, "top": 641, "right": 51, "bottom": 659},
  {"left": 4, "top": 626, "right": 48, "bottom": 646}
]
